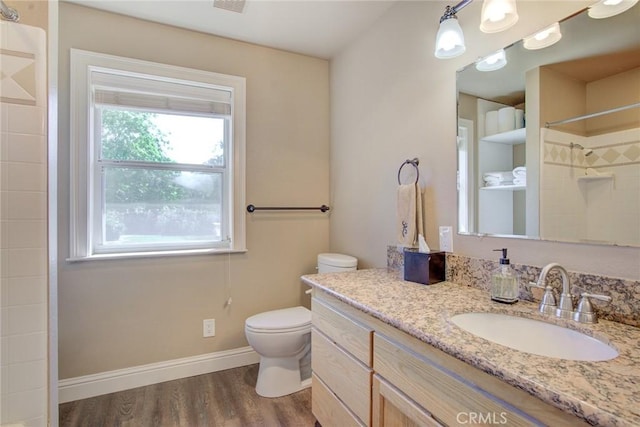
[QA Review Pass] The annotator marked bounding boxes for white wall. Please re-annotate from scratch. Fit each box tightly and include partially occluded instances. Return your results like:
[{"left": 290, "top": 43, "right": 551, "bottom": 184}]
[
  {"left": 330, "top": 1, "right": 640, "bottom": 280},
  {"left": 540, "top": 130, "right": 589, "bottom": 242},
  {"left": 0, "top": 20, "right": 49, "bottom": 427}
]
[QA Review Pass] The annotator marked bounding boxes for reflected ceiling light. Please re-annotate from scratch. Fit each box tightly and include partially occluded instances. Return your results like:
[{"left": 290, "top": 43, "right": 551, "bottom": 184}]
[
  {"left": 588, "top": 0, "right": 638, "bottom": 18},
  {"left": 523, "top": 22, "right": 562, "bottom": 50},
  {"left": 475, "top": 49, "right": 507, "bottom": 71},
  {"left": 434, "top": 2, "right": 471, "bottom": 59},
  {"left": 480, "top": 0, "right": 519, "bottom": 33}
]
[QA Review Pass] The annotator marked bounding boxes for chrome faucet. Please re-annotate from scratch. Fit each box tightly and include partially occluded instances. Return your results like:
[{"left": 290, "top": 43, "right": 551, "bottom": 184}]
[
  {"left": 534, "top": 263, "right": 574, "bottom": 319},
  {"left": 529, "top": 263, "right": 611, "bottom": 323}
]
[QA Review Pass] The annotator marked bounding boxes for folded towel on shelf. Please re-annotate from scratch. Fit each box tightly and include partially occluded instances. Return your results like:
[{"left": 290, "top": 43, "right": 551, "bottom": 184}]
[
  {"left": 483, "top": 171, "right": 514, "bottom": 181},
  {"left": 483, "top": 171, "right": 514, "bottom": 187},
  {"left": 513, "top": 177, "right": 526, "bottom": 186},
  {"left": 484, "top": 180, "right": 514, "bottom": 187},
  {"left": 397, "top": 183, "right": 423, "bottom": 246},
  {"left": 513, "top": 166, "right": 527, "bottom": 178},
  {"left": 483, "top": 177, "right": 497, "bottom": 185}
]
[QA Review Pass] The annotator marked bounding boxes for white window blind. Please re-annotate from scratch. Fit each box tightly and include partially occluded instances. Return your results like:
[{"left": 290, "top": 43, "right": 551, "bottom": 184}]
[{"left": 91, "top": 70, "right": 233, "bottom": 116}]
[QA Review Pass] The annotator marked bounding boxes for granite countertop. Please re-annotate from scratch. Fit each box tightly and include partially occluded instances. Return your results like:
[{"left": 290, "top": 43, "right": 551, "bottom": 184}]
[{"left": 301, "top": 269, "right": 640, "bottom": 427}]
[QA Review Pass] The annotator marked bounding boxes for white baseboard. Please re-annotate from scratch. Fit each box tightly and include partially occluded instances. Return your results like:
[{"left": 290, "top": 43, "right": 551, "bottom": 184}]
[{"left": 58, "top": 346, "right": 260, "bottom": 403}]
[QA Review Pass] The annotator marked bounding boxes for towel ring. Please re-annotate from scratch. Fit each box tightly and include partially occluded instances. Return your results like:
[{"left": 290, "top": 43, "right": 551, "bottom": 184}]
[{"left": 398, "top": 158, "right": 420, "bottom": 185}]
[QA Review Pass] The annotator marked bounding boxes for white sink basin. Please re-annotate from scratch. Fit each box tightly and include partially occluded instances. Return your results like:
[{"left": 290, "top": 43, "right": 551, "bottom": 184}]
[{"left": 450, "top": 312, "right": 618, "bottom": 361}]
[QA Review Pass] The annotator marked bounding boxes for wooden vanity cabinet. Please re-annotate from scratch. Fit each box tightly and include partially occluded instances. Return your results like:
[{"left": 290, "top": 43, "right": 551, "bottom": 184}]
[
  {"left": 311, "top": 296, "right": 374, "bottom": 426},
  {"left": 311, "top": 291, "right": 590, "bottom": 427}
]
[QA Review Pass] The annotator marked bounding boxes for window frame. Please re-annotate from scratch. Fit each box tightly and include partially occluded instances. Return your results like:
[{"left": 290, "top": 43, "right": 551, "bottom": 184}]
[{"left": 69, "top": 49, "right": 246, "bottom": 260}]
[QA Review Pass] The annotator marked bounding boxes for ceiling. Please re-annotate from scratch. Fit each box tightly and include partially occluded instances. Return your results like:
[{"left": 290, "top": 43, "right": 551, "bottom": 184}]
[
  {"left": 544, "top": 47, "right": 640, "bottom": 84},
  {"left": 65, "top": 0, "right": 397, "bottom": 59},
  {"left": 65, "top": 1, "right": 639, "bottom": 99}
]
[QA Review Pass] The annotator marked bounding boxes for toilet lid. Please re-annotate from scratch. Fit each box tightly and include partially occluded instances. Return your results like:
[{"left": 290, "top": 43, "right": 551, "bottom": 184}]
[
  {"left": 245, "top": 306, "right": 311, "bottom": 331},
  {"left": 318, "top": 253, "right": 357, "bottom": 268}
]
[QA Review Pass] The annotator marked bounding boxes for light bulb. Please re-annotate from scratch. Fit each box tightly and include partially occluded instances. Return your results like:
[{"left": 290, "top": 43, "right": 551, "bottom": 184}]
[
  {"left": 440, "top": 39, "right": 455, "bottom": 52},
  {"left": 588, "top": 0, "right": 638, "bottom": 18},
  {"left": 475, "top": 49, "right": 507, "bottom": 71},
  {"left": 480, "top": 0, "right": 519, "bottom": 33},
  {"left": 485, "top": 51, "right": 502, "bottom": 65},
  {"left": 435, "top": 18, "right": 466, "bottom": 59},
  {"left": 535, "top": 29, "right": 551, "bottom": 41},
  {"left": 523, "top": 22, "right": 562, "bottom": 50},
  {"left": 487, "top": 8, "right": 506, "bottom": 22}
]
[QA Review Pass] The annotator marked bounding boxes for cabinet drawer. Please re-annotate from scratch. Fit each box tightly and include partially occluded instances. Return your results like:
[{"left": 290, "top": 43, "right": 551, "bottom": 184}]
[
  {"left": 313, "top": 373, "right": 365, "bottom": 427},
  {"left": 312, "top": 297, "right": 373, "bottom": 366},
  {"left": 372, "top": 374, "right": 443, "bottom": 427},
  {"left": 312, "top": 328, "right": 372, "bottom": 425},
  {"left": 374, "top": 333, "right": 537, "bottom": 427}
]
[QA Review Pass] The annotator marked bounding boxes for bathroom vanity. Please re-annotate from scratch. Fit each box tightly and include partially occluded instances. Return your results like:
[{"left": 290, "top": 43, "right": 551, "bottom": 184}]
[{"left": 302, "top": 269, "right": 640, "bottom": 427}]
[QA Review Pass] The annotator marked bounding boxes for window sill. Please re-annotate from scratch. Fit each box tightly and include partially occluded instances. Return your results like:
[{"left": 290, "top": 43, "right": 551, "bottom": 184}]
[{"left": 66, "top": 247, "right": 248, "bottom": 263}]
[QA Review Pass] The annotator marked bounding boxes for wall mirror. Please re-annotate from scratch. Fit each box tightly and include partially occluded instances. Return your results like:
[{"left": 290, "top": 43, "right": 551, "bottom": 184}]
[{"left": 457, "top": 3, "right": 640, "bottom": 247}]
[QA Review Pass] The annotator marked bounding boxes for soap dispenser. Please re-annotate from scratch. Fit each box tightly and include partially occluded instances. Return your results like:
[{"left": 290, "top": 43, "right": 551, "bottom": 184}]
[{"left": 491, "top": 248, "right": 519, "bottom": 304}]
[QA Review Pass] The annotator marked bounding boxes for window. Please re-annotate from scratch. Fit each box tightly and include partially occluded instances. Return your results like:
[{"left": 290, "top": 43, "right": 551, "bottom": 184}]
[
  {"left": 70, "top": 49, "right": 246, "bottom": 259},
  {"left": 457, "top": 119, "right": 474, "bottom": 235}
]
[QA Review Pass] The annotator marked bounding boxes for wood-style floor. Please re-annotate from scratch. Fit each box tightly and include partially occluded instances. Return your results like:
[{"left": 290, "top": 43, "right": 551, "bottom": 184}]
[{"left": 59, "top": 364, "right": 317, "bottom": 427}]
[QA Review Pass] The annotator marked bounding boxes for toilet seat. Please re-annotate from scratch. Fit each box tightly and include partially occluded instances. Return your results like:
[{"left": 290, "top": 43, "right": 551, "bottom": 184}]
[
  {"left": 245, "top": 306, "right": 311, "bottom": 333},
  {"left": 245, "top": 323, "right": 310, "bottom": 334}
]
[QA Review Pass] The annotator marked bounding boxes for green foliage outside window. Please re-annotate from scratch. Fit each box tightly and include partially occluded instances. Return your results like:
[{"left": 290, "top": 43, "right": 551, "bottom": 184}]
[
  {"left": 99, "top": 110, "right": 222, "bottom": 242},
  {"left": 100, "top": 109, "right": 186, "bottom": 203}
]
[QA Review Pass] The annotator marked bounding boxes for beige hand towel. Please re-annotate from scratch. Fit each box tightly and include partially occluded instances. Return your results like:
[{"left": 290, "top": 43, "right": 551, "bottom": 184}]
[{"left": 397, "top": 183, "right": 424, "bottom": 246}]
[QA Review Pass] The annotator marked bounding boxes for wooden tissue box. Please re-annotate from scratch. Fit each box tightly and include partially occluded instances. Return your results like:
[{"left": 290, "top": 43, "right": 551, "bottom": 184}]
[{"left": 403, "top": 249, "right": 445, "bottom": 285}]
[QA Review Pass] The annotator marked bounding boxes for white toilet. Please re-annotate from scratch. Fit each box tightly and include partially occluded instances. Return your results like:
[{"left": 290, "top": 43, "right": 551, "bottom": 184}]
[{"left": 245, "top": 253, "right": 357, "bottom": 397}]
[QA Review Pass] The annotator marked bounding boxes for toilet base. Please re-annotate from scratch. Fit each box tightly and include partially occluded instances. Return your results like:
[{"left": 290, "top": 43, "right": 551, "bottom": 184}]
[{"left": 255, "top": 355, "right": 311, "bottom": 398}]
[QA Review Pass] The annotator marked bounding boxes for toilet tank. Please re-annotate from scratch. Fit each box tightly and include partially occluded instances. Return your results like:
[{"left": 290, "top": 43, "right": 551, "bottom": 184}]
[{"left": 317, "top": 253, "right": 357, "bottom": 273}]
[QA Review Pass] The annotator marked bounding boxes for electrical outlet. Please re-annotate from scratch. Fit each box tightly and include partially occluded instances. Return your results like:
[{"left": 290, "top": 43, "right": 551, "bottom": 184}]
[
  {"left": 439, "top": 226, "right": 453, "bottom": 252},
  {"left": 203, "top": 319, "right": 215, "bottom": 337}
]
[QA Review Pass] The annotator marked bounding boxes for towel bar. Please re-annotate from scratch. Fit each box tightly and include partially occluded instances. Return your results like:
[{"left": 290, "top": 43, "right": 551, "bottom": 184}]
[
  {"left": 246, "top": 204, "right": 330, "bottom": 213},
  {"left": 398, "top": 158, "right": 420, "bottom": 185}
]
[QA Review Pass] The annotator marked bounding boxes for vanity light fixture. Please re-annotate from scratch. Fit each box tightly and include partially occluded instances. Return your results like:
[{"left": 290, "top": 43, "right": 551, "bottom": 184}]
[
  {"left": 523, "top": 22, "right": 562, "bottom": 50},
  {"left": 475, "top": 49, "right": 507, "bottom": 71},
  {"left": 588, "top": 0, "right": 638, "bottom": 18},
  {"left": 435, "top": 0, "right": 520, "bottom": 59},
  {"left": 480, "top": 0, "right": 519, "bottom": 33},
  {"left": 434, "top": 2, "right": 471, "bottom": 59}
]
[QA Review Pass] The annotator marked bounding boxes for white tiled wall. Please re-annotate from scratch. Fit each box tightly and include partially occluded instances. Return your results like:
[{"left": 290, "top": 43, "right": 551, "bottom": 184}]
[
  {"left": 1, "top": 22, "right": 49, "bottom": 427},
  {"left": 541, "top": 128, "right": 640, "bottom": 246}
]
